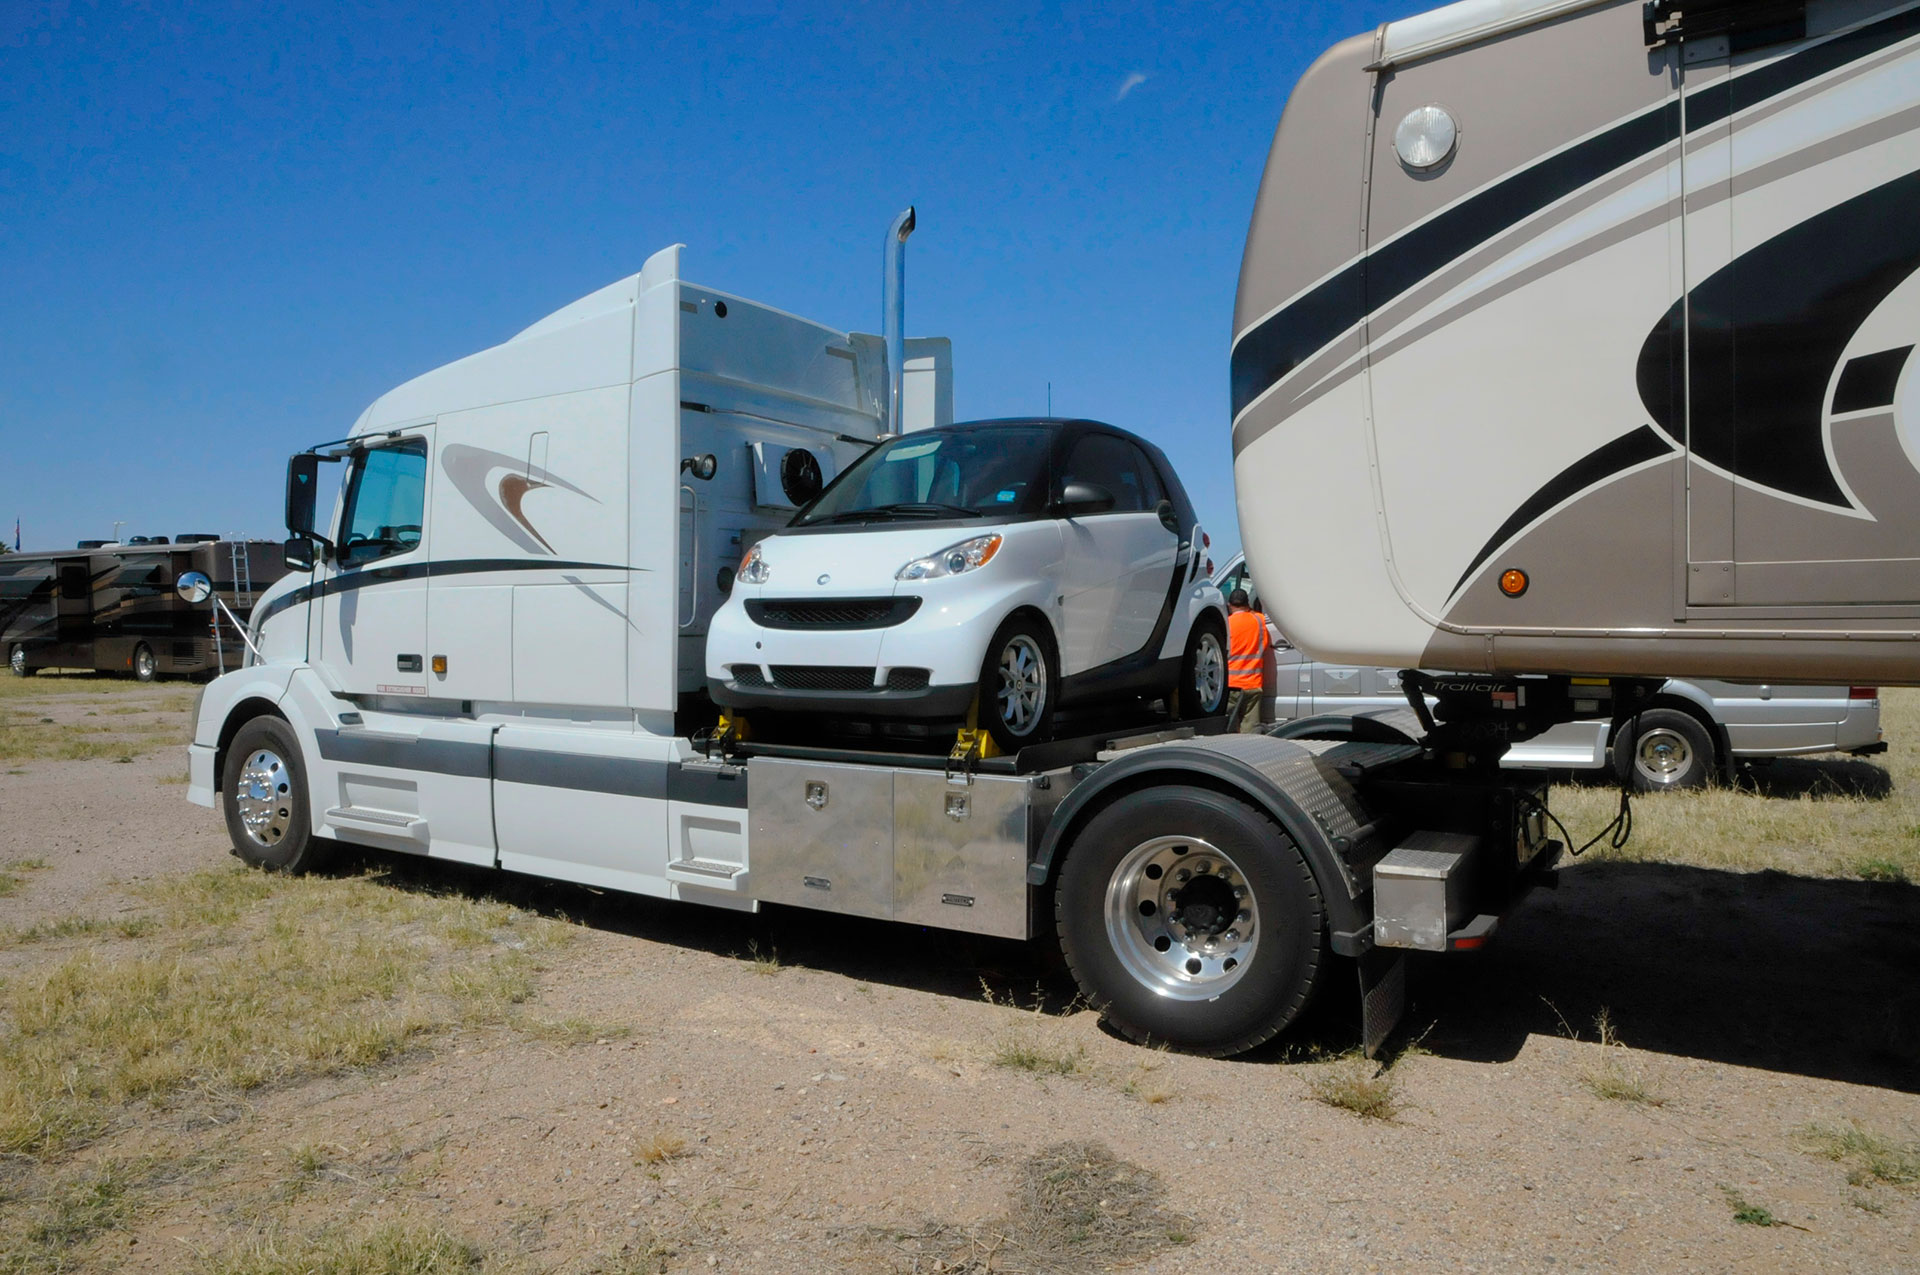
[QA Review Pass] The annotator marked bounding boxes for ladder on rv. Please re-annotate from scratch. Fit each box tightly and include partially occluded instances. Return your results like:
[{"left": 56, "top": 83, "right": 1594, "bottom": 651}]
[{"left": 207, "top": 540, "right": 254, "bottom": 672}]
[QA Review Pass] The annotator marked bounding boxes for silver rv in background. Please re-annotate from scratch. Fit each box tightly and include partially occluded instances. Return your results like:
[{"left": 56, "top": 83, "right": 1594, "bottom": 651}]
[{"left": 1214, "top": 554, "right": 1886, "bottom": 790}]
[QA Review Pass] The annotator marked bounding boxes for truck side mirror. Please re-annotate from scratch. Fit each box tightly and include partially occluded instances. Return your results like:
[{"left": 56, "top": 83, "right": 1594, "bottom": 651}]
[
  {"left": 285, "top": 453, "right": 334, "bottom": 545},
  {"left": 283, "top": 537, "right": 315, "bottom": 573},
  {"left": 1057, "top": 481, "right": 1115, "bottom": 516}
]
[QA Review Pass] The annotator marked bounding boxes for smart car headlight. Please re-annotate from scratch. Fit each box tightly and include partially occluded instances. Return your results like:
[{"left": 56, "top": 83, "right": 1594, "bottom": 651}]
[
  {"left": 896, "top": 534, "right": 1002, "bottom": 581},
  {"left": 738, "top": 543, "right": 771, "bottom": 584}
]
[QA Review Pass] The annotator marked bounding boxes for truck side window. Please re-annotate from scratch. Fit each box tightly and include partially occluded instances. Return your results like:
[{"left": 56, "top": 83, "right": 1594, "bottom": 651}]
[{"left": 340, "top": 441, "right": 427, "bottom": 566}]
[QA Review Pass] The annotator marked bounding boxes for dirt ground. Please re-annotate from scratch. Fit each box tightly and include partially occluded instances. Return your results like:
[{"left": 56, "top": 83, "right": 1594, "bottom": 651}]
[{"left": 2, "top": 675, "right": 1918, "bottom": 1273}]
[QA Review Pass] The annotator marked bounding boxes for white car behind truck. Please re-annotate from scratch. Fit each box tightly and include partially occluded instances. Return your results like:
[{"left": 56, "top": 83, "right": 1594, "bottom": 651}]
[
  {"left": 1213, "top": 554, "right": 1886, "bottom": 789},
  {"left": 185, "top": 0, "right": 1920, "bottom": 1057}
]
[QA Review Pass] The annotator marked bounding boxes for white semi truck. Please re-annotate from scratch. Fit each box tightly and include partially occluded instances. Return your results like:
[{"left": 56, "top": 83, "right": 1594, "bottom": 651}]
[{"left": 185, "top": 0, "right": 1920, "bottom": 1056}]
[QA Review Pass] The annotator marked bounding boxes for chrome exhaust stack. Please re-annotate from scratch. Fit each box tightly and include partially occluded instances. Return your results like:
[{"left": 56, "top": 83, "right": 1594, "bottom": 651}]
[{"left": 883, "top": 206, "right": 916, "bottom": 435}]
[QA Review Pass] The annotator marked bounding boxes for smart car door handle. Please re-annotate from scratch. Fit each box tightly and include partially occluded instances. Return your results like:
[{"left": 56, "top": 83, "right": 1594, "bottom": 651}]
[{"left": 396, "top": 654, "right": 423, "bottom": 672}]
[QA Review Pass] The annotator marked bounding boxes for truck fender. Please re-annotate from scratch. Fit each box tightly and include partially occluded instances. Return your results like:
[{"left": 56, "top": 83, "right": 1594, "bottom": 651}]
[{"left": 1030, "top": 734, "right": 1376, "bottom": 941}]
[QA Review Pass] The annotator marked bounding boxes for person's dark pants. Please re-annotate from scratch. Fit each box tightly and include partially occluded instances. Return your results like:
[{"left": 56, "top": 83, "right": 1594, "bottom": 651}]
[{"left": 1226, "top": 687, "right": 1261, "bottom": 733}]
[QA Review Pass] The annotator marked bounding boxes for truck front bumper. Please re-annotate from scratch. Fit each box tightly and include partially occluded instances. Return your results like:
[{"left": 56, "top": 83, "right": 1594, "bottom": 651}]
[{"left": 187, "top": 743, "right": 216, "bottom": 809}]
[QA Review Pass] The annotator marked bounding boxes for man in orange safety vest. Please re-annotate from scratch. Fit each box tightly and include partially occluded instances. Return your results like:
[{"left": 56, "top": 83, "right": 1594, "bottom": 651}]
[{"left": 1225, "top": 588, "right": 1278, "bottom": 733}]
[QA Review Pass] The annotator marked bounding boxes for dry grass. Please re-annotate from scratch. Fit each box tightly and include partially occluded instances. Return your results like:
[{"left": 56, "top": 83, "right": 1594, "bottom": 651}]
[
  {"left": 1553, "top": 689, "right": 1920, "bottom": 883},
  {"left": 195, "top": 1223, "right": 484, "bottom": 1275},
  {"left": 0, "top": 867, "right": 570, "bottom": 1157},
  {"left": 1306, "top": 1054, "right": 1400, "bottom": 1121},
  {"left": 873, "top": 1141, "right": 1193, "bottom": 1273},
  {"left": 1797, "top": 1120, "right": 1920, "bottom": 1188},
  {"left": 632, "top": 1131, "right": 689, "bottom": 1165},
  {"left": 1575, "top": 1009, "right": 1669, "bottom": 1107},
  {"left": 744, "top": 940, "right": 782, "bottom": 976},
  {"left": 991, "top": 1033, "right": 1087, "bottom": 1076},
  {"left": 0, "top": 859, "right": 48, "bottom": 898}
]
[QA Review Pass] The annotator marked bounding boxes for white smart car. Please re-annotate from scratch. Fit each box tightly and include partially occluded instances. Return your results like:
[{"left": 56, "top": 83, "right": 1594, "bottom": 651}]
[{"left": 707, "top": 418, "right": 1229, "bottom": 750}]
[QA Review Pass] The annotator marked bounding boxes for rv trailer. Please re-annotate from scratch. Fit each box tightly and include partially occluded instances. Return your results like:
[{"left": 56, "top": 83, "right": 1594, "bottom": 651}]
[
  {"left": 4, "top": 540, "right": 287, "bottom": 680},
  {"left": 185, "top": 0, "right": 1920, "bottom": 1057}
]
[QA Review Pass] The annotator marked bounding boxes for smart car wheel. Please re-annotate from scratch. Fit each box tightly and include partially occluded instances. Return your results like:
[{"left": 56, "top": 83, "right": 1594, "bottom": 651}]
[
  {"left": 979, "top": 616, "right": 1057, "bottom": 752},
  {"left": 1178, "top": 619, "right": 1228, "bottom": 718}
]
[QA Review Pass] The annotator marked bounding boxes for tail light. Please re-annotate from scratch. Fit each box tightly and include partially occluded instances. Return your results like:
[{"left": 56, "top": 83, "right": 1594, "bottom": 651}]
[
  {"left": 1202, "top": 532, "right": 1210, "bottom": 549},
  {"left": 1849, "top": 686, "right": 1878, "bottom": 700}
]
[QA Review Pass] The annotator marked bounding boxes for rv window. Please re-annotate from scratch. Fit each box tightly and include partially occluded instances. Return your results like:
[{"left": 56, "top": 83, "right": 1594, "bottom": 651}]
[{"left": 340, "top": 441, "right": 427, "bottom": 566}]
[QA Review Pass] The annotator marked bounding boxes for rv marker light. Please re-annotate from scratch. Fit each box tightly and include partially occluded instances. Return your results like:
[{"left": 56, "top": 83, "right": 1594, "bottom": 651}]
[{"left": 1498, "top": 568, "right": 1528, "bottom": 597}]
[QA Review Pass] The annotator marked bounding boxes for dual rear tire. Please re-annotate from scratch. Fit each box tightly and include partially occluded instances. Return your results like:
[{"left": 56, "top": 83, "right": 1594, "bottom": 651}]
[{"left": 1056, "top": 786, "right": 1324, "bottom": 1056}]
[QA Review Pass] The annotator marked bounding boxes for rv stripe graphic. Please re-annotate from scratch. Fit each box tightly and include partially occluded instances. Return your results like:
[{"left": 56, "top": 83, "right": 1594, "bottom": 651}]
[
  {"left": 1228, "top": 3, "right": 1920, "bottom": 425},
  {"left": 1634, "top": 169, "right": 1920, "bottom": 508}
]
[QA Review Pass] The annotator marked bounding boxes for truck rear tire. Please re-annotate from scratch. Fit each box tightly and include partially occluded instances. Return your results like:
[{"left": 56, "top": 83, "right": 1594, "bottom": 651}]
[
  {"left": 1055, "top": 785, "right": 1324, "bottom": 1056},
  {"left": 221, "top": 716, "right": 324, "bottom": 872},
  {"left": 1614, "top": 708, "right": 1714, "bottom": 791}
]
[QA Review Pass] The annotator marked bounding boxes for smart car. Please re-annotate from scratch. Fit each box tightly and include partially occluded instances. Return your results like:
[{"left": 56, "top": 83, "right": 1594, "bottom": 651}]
[{"left": 706, "top": 418, "right": 1228, "bottom": 750}]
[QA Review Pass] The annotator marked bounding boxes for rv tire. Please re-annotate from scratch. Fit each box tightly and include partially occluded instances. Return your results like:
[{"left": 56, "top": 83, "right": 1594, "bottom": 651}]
[
  {"left": 221, "top": 716, "right": 323, "bottom": 873},
  {"left": 9, "top": 645, "right": 32, "bottom": 678},
  {"left": 1055, "top": 785, "right": 1323, "bottom": 1056},
  {"left": 131, "top": 643, "right": 157, "bottom": 683}
]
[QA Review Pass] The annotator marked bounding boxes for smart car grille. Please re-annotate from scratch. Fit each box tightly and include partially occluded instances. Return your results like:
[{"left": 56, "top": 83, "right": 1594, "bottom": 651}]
[
  {"left": 745, "top": 597, "right": 922, "bottom": 629},
  {"left": 729, "top": 665, "right": 768, "bottom": 687},
  {"left": 886, "top": 668, "right": 931, "bottom": 691},
  {"left": 770, "top": 665, "right": 878, "bottom": 691}
]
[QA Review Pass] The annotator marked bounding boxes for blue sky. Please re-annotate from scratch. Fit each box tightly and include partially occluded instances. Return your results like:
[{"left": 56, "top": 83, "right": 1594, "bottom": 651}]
[{"left": 2, "top": 0, "right": 1406, "bottom": 557}]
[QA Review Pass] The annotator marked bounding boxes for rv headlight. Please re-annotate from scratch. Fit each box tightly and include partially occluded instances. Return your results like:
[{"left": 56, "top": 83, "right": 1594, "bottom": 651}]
[
  {"left": 897, "top": 534, "right": 1002, "bottom": 582},
  {"left": 1394, "top": 103, "right": 1458, "bottom": 170},
  {"left": 738, "top": 544, "right": 771, "bottom": 585}
]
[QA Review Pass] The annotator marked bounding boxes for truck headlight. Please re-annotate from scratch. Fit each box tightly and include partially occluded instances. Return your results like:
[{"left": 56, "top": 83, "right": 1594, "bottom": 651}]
[
  {"left": 897, "top": 534, "right": 1002, "bottom": 581},
  {"left": 738, "top": 544, "right": 770, "bottom": 584}
]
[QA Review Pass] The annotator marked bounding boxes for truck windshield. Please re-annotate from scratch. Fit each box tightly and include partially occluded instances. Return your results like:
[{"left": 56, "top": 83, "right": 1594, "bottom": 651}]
[{"left": 793, "top": 427, "right": 1054, "bottom": 526}]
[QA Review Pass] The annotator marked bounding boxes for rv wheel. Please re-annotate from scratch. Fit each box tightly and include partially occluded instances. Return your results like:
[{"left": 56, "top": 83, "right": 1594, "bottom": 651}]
[
  {"left": 1177, "top": 618, "right": 1228, "bottom": 718},
  {"left": 221, "top": 716, "right": 324, "bottom": 872},
  {"left": 979, "top": 616, "right": 1057, "bottom": 752},
  {"left": 1055, "top": 786, "right": 1324, "bottom": 1056},
  {"left": 131, "top": 643, "right": 157, "bottom": 683},
  {"left": 1614, "top": 708, "right": 1714, "bottom": 792},
  {"left": 9, "top": 645, "right": 32, "bottom": 678}
]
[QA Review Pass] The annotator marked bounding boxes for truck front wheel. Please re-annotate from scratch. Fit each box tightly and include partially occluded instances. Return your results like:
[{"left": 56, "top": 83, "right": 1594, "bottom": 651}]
[
  {"left": 1055, "top": 786, "right": 1324, "bottom": 1056},
  {"left": 221, "top": 716, "right": 324, "bottom": 872}
]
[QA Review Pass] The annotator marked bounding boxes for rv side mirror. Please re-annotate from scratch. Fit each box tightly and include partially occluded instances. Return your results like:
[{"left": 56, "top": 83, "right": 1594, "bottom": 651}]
[
  {"left": 286, "top": 453, "right": 324, "bottom": 540},
  {"left": 1057, "top": 481, "right": 1115, "bottom": 516},
  {"left": 282, "top": 537, "right": 315, "bottom": 573},
  {"left": 175, "top": 571, "right": 213, "bottom": 604}
]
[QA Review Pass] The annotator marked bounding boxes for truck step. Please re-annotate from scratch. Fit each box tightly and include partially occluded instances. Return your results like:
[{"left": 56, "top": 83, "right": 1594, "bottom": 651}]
[{"left": 665, "top": 857, "right": 749, "bottom": 890}]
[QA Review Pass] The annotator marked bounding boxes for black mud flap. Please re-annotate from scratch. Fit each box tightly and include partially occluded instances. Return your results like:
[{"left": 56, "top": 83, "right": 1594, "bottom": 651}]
[{"left": 1358, "top": 946, "right": 1407, "bottom": 1059}]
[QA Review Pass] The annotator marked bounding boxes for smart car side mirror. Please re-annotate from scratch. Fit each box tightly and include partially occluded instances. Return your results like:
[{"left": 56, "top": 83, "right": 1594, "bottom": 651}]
[
  {"left": 1057, "top": 482, "right": 1115, "bottom": 516},
  {"left": 1155, "top": 499, "right": 1179, "bottom": 533}
]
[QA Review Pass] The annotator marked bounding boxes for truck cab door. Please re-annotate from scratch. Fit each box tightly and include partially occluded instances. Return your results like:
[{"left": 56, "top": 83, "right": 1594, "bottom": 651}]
[{"left": 314, "top": 434, "right": 431, "bottom": 698}]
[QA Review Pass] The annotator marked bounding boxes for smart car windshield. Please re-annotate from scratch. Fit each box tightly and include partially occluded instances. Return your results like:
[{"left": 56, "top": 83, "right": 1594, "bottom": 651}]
[{"left": 793, "top": 426, "right": 1054, "bottom": 526}]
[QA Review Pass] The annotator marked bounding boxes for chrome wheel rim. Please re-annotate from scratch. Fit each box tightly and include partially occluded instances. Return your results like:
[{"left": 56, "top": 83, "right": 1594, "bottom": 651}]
[
  {"left": 1634, "top": 728, "right": 1693, "bottom": 786},
  {"left": 234, "top": 748, "right": 294, "bottom": 847},
  {"left": 1105, "top": 835, "right": 1257, "bottom": 1001},
  {"left": 1193, "top": 631, "right": 1226, "bottom": 713},
  {"left": 134, "top": 647, "right": 155, "bottom": 679},
  {"left": 996, "top": 635, "right": 1048, "bottom": 736},
  {"left": 8, "top": 647, "right": 23, "bottom": 676}
]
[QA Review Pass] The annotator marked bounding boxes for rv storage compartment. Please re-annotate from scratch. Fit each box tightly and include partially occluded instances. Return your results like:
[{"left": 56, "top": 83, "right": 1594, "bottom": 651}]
[{"left": 1373, "top": 831, "right": 1480, "bottom": 952}]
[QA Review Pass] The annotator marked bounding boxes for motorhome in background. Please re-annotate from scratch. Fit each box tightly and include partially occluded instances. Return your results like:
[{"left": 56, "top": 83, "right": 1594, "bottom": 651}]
[{"left": 3, "top": 539, "right": 287, "bottom": 680}]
